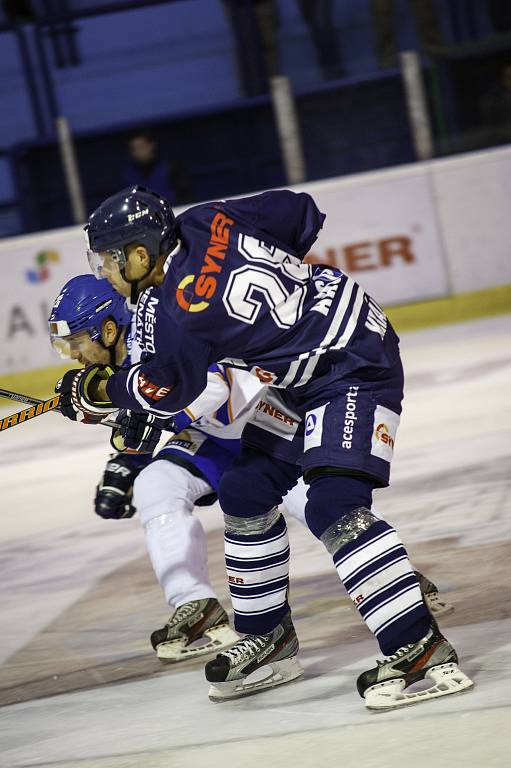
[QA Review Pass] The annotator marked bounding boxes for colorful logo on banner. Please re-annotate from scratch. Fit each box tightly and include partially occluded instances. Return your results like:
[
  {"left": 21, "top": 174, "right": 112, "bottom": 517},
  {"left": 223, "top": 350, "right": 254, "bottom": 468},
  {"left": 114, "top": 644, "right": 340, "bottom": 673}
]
[{"left": 25, "top": 250, "right": 60, "bottom": 283}]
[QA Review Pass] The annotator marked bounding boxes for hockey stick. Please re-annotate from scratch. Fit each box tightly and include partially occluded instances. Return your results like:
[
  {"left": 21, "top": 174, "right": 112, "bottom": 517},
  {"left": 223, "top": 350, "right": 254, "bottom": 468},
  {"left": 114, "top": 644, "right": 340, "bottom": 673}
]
[
  {"left": 0, "top": 388, "right": 119, "bottom": 432},
  {"left": 0, "top": 394, "right": 63, "bottom": 431},
  {"left": 0, "top": 387, "right": 48, "bottom": 407}
]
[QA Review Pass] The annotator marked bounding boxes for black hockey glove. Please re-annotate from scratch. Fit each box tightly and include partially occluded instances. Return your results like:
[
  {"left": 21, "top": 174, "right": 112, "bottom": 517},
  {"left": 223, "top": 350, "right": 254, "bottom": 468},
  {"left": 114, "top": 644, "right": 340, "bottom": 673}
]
[
  {"left": 110, "top": 409, "right": 176, "bottom": 453},
  {"left": 94, "top": 454, "right": 141, "bottom": 519},
  {"left": 56, "top": 366, "right": 117, "bottom": 423}
]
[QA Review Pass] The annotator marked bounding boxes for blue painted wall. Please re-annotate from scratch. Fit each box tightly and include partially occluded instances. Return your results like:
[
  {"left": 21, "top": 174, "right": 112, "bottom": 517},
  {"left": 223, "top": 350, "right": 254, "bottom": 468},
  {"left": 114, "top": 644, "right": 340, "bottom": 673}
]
[{"left": 0, "top": 0, "right": 495, "bottom": 235}]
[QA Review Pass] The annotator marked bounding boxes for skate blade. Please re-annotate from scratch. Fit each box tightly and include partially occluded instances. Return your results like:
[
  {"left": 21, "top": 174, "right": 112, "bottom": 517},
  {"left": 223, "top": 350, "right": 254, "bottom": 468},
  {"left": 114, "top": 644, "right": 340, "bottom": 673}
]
[
  {"left": 157, "top": 624, "right": 239, "bottom": 662},
  {"left": 364, "top": 663, "right": 474, "bottom": 711},
  {"left": 424, "top": 592, "right": 454, "bottom": 617},
  {"left": 208, "top": 656, "right": 304, "bottom": 702}
]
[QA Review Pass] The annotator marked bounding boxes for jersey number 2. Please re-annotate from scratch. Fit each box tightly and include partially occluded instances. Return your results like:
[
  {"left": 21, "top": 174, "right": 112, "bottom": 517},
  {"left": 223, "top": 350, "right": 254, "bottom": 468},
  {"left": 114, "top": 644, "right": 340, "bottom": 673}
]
[{"left": 222, "top": 236, "right": 309, "bottom": 329}]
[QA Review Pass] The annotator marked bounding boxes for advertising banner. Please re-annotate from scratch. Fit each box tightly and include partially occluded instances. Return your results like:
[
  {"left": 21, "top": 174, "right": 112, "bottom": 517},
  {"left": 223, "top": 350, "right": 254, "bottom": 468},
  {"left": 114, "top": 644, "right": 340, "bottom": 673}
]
[
  {"left": 1, "top": 156, "right": 483, "bottom": 377},
  {"left": 0, "top": 227, "right": 85, "bottom": 375},
  {"left": 300, "top": 167, "right": 449, "bottom": 306}
]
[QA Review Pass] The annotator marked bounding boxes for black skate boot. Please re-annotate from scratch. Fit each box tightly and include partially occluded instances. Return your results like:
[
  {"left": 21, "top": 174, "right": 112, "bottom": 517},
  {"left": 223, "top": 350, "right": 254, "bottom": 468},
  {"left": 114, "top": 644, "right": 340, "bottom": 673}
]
[
  {"left": 357, "top": 622, "right": 473, "bottom": 710},
  {"left": 205, "top": 611, "right": 303, "bottom": 701},
  {"left": 151, "top": 598, "right": 238, "bottom": 662},
  {"left": 415, "top": 570, "right": 454, "bottom": 617}
]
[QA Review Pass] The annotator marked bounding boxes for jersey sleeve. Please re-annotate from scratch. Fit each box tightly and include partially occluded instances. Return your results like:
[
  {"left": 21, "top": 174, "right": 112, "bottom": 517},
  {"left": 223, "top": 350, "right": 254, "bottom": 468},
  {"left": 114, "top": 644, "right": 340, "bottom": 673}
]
[
  {"left": 106, "top": 336, "right": 211, "bottom": 416},
  {"left": 171, "top": 363, "right": 231, "bottom": 432},
  {"left": 217, "top": 190, "right": 325, "bottom": 259}
]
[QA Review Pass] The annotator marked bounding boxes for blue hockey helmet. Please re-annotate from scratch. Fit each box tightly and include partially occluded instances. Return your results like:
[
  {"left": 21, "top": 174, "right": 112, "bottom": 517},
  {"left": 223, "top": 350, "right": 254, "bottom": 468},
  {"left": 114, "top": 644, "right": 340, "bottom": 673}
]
[
  {"left": 48, "top": 274, "right": 131, "bottom": 361},
  {"left": 85, "top": 185, "right": 177, "bottom": 281}
]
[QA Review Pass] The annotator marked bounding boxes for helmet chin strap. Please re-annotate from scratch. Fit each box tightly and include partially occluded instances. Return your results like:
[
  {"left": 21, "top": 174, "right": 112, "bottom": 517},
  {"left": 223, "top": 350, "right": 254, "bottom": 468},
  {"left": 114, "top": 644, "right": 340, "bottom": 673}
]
[
  {"left": 129, "top": 281, "right": 139, "bottom": 307},
  {"left": 121, "top": 262, "right": 155, "bottom": 306}
]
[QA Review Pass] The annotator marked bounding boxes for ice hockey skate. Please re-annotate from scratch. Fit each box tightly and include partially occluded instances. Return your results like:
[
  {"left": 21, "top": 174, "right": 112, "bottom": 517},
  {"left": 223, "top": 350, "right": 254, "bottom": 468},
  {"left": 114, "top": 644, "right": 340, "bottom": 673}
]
[
  {"left": 151, "top": 598, "right": 239, "bottom": 661},
  {"left": 205, "top": 611, "right": 303, "bottom": 701},
  {"left": 357, "top": 622, "right": 473, "bottom": 710},
  {"left": 415, "top": 570, "right": 454, "bottom": 617}
]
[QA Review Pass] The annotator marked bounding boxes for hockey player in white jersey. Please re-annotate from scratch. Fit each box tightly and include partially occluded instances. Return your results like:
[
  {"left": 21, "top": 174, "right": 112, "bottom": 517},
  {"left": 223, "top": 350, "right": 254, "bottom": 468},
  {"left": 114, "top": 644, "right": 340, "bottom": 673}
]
[
  {"left": 129, "top": 359, "right": 310, "bottom": 660},
  {"left": 49, "top": 274, "right": 310, "bottom": 661}
]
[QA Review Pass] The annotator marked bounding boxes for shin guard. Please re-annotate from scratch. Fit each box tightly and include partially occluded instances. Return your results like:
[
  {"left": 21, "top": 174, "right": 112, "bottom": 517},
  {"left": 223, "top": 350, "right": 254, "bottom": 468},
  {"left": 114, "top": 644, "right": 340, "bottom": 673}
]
[{"left": 224, "top": 510, "right": 290, "bottom": 635}]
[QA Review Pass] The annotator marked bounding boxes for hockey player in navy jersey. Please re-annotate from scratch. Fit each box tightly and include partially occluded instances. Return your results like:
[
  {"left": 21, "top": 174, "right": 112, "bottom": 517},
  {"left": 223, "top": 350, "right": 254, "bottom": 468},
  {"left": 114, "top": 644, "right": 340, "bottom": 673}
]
[
  {"left": 57, "top": 186, "right": 471, "bottom": 709},
  {"left": 50, "top": 273, "right": 311, "bottom": 661}
]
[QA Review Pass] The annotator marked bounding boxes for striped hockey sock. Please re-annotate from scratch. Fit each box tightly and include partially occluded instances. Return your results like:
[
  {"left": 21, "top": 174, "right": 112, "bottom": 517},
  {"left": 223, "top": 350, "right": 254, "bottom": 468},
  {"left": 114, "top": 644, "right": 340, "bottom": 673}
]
[
  {"left": 224, "top": 512, "right": 290, "bottom": 635},
  {"left": 332, "top": 517, "right": 431, "bottom": 655}
]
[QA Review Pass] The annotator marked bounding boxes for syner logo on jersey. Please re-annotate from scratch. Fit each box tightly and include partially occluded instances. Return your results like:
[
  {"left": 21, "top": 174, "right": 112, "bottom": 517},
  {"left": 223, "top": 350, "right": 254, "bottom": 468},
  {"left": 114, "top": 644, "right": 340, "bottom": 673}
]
[{"left": 176, "top": 212, "right": 234, "bottom": 313}]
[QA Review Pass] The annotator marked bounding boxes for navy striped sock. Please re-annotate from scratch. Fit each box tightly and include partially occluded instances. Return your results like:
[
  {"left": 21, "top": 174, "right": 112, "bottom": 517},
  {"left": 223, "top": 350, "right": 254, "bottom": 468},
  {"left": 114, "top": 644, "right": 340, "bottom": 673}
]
[
  {"left": 333, "top": 519, "right": 431, "bottom": 655},
  {"left": 225, "top": 513, "right": 290, "bottom": 635}
]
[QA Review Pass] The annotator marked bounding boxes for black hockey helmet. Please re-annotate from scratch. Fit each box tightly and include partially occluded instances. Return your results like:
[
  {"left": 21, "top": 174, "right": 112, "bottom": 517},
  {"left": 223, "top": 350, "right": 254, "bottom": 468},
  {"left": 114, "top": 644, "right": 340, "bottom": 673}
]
[{"left": 85, "top": 185, "right": 178, "bottom": 280}]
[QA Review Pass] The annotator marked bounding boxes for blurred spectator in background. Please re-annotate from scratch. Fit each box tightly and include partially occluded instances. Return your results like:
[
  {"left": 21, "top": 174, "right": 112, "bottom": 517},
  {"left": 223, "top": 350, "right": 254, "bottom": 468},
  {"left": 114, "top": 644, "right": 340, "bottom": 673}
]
[
  {"left": 371, "top": 0, "right": 444, "bottom": 69},
  {"left": 123, "top": 131, "right": 192, "bottom": 205},
  {"left": 480, "top": 63, "right": 511, "bottom": 146},
  {"left": 222, "top": 0, "right": 278, "bottom": 96},
  {"left": 297, "top": 0, "right": 343, "bottom": 80},
  {"left": 222, "top": 0, "right": 342, "bottom": 97}
]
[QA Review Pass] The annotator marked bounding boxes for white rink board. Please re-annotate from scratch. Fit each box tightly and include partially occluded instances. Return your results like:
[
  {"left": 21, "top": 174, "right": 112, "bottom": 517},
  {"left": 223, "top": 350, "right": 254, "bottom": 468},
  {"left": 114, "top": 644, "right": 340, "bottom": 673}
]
[
  {"left": 0, "top": 226, "right": 87, "bottom": 374},
  {"left": 303, "top": 167, "right": 448, "bottom": 305},
  {"left": 431, "top": 146, "right": 511, "bottom": 292}
]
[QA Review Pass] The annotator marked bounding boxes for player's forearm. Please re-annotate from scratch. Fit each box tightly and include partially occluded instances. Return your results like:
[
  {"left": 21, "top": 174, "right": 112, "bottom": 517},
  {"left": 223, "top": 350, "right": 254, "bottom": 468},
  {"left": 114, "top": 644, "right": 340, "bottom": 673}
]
[{"left": 106, "top": 363, "right": 205, "bottom": 417}]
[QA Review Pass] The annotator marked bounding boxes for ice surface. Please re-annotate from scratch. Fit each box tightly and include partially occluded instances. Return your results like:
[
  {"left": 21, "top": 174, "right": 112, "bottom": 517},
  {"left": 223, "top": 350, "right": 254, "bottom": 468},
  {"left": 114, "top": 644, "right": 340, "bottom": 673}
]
[{"left": 1, "top": 315, "right": 510, "bottom": 768}]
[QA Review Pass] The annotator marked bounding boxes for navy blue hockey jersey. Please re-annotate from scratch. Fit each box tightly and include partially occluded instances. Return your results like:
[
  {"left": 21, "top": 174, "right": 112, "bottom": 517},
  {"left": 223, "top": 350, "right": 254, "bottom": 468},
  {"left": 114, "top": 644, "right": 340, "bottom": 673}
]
[{"left": 107, "top": 190, "right": 400, "bottom": 415}]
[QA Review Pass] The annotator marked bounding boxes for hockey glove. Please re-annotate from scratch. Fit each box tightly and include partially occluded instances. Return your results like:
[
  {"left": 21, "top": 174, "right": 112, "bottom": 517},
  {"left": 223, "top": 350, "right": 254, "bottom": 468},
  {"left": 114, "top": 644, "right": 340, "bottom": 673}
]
[
  {"left": 56, "top": 366, "right": 118, "bottom": 423},
  {"left": 110, "top": 409, "right": 176, "bottom": 453},
  {"left": 94, "top": 454, "right": 140, "bottom": 519}
]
